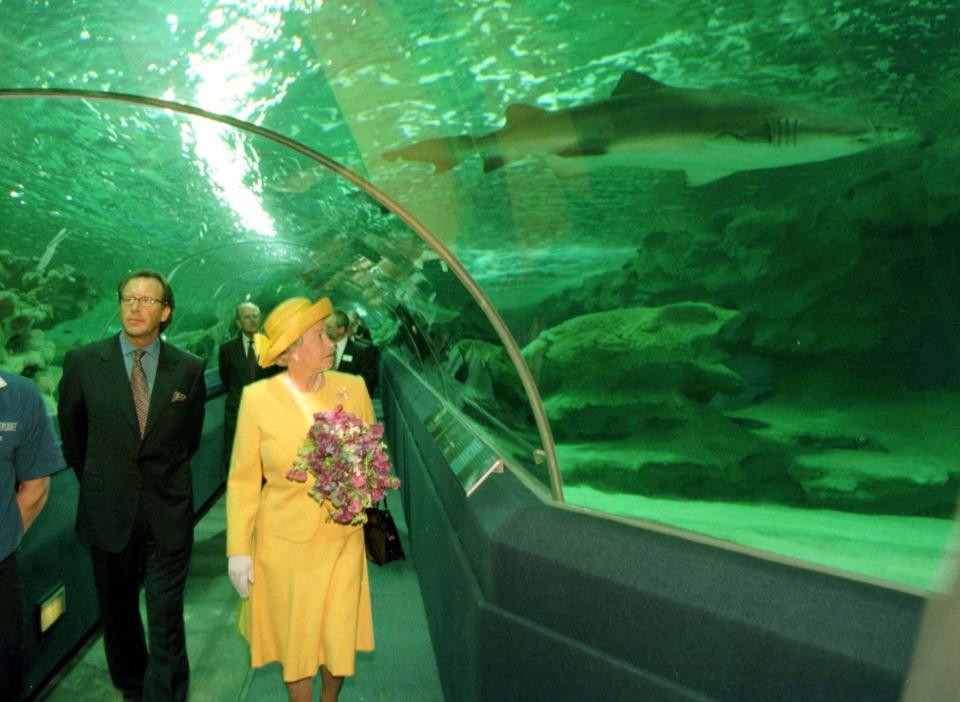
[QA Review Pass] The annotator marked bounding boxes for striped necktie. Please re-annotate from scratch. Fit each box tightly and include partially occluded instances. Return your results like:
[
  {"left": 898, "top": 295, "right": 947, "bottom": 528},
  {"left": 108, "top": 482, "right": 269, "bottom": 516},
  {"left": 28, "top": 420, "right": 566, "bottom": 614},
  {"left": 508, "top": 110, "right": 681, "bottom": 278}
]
[{"left": 131, "top": 349, "right": 150, "bottom": 437}]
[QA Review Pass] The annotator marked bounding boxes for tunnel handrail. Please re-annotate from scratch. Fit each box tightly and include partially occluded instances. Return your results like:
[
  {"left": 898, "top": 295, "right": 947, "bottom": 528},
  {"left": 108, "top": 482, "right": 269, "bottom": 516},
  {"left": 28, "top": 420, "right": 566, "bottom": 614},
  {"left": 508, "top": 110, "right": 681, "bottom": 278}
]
[{"left": 0, "top": 87, "right": 564, "bottom": 501}]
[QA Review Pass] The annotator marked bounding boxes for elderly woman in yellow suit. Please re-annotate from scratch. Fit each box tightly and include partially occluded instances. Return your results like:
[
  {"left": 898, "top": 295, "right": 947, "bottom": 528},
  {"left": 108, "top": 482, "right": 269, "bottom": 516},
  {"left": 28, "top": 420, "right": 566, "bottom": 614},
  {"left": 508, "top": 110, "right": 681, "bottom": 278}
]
[{"left": 226, "top": 297, "right": 375, "bottom": 702}]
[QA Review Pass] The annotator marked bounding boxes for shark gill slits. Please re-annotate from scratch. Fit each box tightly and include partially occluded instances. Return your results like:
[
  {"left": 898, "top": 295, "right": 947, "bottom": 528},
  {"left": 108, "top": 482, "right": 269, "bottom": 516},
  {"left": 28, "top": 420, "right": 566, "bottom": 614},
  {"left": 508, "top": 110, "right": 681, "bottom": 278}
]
[
  {"left": 767, "top": 119, "right": 785, "bottom": 147},
  {"left": 767, "top": 118, "right": 799, "bottom": 147}
]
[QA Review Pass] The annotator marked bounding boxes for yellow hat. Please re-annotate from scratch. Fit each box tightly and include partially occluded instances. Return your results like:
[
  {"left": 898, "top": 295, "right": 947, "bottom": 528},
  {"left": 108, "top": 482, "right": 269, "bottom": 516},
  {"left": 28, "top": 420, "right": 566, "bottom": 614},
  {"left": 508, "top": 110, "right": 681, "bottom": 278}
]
[{"left": 255, "top": 297, "right": 333, "bottom": 368}]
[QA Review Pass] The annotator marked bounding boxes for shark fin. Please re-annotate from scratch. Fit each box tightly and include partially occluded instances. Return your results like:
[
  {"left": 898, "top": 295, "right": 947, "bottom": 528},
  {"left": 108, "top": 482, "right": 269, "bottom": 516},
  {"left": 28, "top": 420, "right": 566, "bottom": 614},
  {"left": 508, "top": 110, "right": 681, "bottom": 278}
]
[
  {"left": 383, "top": 135, "right": 472, "bottom": 174},
  {"left": 611, "top": 70, "right": 667, "bottom": 97},
  {"left": 685, "top": 168, "right": 737, "bottom": 187},
  {"left": 504, "top": 103, "right": 547, "bottom": 126}
]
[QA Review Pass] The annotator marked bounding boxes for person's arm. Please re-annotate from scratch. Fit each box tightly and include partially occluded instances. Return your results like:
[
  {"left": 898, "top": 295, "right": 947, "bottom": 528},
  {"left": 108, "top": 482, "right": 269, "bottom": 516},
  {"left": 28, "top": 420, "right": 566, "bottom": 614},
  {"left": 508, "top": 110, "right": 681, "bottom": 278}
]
[
  {"left": 217, "top": 343, "right": 231, "bottom": 387},
  {"left": 16, "top": 476, "right": 50, "bottom": 533},
  {"left": 184, "top": 360, "right": 208, "bottom": 456},
  {"left": 57, "top": 349, "right": 88, "bottom": 476},
  {"left": 226, "top": 387, "right": 263, "bottom": 598},
  {"left": 226, "top": 387, "right": 263, "bottom": 556}
]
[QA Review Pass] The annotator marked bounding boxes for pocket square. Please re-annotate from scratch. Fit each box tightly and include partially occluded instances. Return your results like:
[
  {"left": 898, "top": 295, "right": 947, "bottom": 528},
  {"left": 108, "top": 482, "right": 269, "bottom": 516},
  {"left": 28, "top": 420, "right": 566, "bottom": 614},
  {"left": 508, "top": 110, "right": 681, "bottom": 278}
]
[{"left": 171, "top": 391, "right": 188, "bottom": 402}]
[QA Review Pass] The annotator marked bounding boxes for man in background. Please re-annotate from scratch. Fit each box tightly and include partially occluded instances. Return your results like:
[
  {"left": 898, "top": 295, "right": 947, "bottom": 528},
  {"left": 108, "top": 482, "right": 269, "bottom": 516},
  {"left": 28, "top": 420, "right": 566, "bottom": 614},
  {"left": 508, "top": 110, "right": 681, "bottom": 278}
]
[
  {"left": 329, "top": 308, "right": 379, "bottom": 397},
  {"left": 0, "top": 370, "right": 63, "bottom": 700},
  {"left": 58, "top": 269, "right": 206, "bottom": 702},
  {"left": 348, "top": 309, "right": 372, "bottom": 344},
  {"left": 217, "top": 301, "right": 276, "bottom": 465}
]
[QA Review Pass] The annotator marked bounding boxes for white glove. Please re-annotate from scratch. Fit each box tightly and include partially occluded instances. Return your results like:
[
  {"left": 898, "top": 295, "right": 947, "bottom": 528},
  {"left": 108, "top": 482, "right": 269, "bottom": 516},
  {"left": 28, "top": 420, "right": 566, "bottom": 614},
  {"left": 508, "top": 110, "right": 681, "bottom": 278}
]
[{"left": 228, "top": 554, "right": 254, "bottom": 598}]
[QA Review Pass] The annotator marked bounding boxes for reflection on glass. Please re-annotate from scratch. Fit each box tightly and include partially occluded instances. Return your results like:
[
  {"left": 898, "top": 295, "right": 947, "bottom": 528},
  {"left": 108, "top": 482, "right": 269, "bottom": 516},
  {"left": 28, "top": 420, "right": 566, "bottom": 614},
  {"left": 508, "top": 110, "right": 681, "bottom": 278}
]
[
  {"left": 370, "top": 3, "right": 959, "bottom": 591},
  {"left": 1, "top": 0, "right": 957, "bottom": 591}
]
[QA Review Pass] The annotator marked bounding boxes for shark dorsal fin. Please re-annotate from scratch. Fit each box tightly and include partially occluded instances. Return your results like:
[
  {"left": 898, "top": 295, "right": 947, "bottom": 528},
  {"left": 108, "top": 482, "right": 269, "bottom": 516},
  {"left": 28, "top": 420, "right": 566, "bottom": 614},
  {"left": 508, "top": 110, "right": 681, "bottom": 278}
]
[
  {"left": 504, "top": 103, "right": 547, "bottom": 126},
  {"left": 611, "top": 70, "right": 667, "bottom": 97}
]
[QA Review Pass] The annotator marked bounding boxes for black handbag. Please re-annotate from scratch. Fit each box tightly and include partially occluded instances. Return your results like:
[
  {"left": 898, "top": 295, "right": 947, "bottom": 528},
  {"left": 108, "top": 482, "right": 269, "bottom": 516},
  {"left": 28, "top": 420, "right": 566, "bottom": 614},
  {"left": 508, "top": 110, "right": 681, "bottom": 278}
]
[{"left": 364, "top": 497, "right": 405, "bottom": 565}]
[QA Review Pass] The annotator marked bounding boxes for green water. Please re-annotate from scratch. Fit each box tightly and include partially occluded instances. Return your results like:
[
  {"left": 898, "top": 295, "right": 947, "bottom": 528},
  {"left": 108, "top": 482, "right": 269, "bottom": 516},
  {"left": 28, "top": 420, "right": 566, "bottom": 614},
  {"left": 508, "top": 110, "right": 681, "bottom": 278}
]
[{"left": 1, "top": 0, "right": 958, "bottom": 589}]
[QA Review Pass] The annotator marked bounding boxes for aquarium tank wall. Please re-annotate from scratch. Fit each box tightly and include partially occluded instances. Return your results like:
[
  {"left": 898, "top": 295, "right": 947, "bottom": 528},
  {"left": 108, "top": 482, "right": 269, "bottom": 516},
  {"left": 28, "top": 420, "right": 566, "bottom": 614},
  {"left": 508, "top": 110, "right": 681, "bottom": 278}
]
[{"left": 1, "top": 0, "right": 958, "bottom": 593}]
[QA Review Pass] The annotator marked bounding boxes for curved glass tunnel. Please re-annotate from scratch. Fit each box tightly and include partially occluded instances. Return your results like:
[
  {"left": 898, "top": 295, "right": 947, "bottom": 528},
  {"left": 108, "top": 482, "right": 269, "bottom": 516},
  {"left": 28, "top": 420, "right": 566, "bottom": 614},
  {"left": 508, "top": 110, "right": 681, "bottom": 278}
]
[{"left": 1, "top": 0, "right": 958, "bottom": 597}]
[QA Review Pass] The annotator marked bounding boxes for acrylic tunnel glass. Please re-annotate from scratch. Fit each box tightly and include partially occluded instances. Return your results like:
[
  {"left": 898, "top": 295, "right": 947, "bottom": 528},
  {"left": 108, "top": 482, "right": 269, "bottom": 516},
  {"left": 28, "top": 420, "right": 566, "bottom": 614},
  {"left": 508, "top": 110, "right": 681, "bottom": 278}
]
[
  {"left": 0, "top": 94, "right": 552, "bottom": 490},
  {"left": 2, "top": 0, "right": 960, "bottom": 592},
  {"left": 366, "top": 11, "right": 960, "bottom": 593}
]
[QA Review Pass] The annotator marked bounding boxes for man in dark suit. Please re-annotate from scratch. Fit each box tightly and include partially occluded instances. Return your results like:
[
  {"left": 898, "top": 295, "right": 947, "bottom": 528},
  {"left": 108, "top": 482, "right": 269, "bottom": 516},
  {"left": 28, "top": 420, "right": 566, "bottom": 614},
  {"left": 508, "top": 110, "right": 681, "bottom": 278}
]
[
  {"left": 58, "top": 269, "right": 206, "bottom": 702},
  {"left": 328, "top": 308, "right": 379, "bottom": 396},
  {"left": 347, "top": 309, "right": 372, "bottom": 344},
  {"left": 217, "top": 301, "right": 276, "bottom": 465}
]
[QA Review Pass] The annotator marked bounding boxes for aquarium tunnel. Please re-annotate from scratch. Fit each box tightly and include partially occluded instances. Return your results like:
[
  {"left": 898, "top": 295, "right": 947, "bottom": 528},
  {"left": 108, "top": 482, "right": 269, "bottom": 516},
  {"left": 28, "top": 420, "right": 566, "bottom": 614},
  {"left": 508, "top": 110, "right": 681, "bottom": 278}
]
[{"left": 2, "top": 1, "right": 959, "bottom": 700}]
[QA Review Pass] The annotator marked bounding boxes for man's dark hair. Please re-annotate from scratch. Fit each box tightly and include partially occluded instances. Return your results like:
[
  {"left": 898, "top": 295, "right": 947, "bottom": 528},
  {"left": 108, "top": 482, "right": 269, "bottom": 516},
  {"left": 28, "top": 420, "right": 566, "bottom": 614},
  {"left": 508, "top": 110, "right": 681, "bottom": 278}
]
[{"left": 116, "top": 268, "right": 175, "bottom": 331}]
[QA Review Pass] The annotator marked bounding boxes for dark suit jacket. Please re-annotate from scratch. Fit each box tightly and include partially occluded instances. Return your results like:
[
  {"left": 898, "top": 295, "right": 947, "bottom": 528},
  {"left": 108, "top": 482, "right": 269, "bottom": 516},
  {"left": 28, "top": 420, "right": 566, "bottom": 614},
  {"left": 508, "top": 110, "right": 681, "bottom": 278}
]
[
  {"left": 336, "top": 338, "right": 379, "bottom": 396},
  {"left": 217, "top": 334, "right": 276, "bottom": 421},
  {"left": 57, "top": 335, "right": 206, "bottom": 553}
]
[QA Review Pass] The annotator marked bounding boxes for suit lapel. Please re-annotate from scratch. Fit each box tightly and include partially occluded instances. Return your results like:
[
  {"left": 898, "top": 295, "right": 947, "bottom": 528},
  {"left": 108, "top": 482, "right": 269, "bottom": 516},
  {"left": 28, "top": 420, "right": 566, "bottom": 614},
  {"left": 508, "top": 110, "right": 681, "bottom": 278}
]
[
  {"left": 145, "top": 341, "right": 179, "bottom": 438},
  {"left": 227, "top": 336, "right": 248, "bottom": 383},
  {"left": 100, "top": 335, "right": 141, "bottom": 436}
]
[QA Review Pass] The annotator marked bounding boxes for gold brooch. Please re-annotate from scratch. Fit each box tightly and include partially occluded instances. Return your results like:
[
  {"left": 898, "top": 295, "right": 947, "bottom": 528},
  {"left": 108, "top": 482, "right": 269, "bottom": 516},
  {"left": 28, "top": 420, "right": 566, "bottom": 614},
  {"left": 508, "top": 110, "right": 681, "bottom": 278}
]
[{"left": 336, "top": 386, "right": 349, "bottom": 401}]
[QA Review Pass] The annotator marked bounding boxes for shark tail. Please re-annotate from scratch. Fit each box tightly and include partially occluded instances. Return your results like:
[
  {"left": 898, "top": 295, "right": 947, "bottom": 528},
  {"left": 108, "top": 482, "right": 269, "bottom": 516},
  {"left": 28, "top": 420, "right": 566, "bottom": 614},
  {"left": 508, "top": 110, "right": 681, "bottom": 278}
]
[{"left": 383, "top": 135, "right": 476, "bottom": 174}]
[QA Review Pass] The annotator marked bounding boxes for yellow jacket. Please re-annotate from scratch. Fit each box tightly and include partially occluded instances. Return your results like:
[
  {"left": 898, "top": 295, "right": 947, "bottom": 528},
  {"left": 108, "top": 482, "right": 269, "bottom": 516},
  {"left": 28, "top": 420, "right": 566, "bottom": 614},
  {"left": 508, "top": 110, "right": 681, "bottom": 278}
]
[{"left": 226, "top": 371, "right": 375, "bottom": 555}]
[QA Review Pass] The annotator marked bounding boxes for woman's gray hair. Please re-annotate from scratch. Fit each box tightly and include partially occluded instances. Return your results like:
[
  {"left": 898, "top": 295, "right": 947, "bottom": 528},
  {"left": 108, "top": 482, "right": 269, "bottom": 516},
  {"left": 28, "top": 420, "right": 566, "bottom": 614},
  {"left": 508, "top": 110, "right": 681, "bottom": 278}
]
[{"left": 274, "top": 334, "right": 305, "bottom": 368}]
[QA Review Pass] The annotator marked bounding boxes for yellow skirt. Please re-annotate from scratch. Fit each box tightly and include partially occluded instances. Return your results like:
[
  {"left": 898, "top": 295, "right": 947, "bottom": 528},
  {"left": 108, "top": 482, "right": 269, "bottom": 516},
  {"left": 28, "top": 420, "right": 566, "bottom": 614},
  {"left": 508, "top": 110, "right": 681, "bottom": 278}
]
[{"left": 238, "top": 521, "right": 374, "bottom": 681}]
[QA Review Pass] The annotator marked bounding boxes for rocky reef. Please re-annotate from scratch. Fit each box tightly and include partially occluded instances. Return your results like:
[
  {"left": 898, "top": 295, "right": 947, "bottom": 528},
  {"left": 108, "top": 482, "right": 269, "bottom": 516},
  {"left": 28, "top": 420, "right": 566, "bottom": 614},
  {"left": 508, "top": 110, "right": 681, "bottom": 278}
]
[
  {"left": 454, "top": 300, "right": 958, "bottom": 516},
  {"left": 450, "top": 134, "right": 960, "bottom": 517},
  {"left": 0, "top": 249, "right": 97, "bottom": 402}
]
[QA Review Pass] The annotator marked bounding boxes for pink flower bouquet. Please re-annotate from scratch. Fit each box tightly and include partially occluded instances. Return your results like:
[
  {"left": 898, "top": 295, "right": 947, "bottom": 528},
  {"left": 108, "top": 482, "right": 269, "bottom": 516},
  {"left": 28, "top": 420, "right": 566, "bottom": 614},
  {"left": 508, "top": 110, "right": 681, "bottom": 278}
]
[{"left": 286, "top": 405, "right": 400, "bottom": 525}]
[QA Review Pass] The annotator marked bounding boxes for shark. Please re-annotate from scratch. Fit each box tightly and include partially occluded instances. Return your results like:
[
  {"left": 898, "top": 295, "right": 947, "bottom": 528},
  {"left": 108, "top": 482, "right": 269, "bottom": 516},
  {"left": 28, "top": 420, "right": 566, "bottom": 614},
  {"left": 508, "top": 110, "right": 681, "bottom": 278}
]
[{"left": 382, "top": 70, "right": 906, "bottom": 186}]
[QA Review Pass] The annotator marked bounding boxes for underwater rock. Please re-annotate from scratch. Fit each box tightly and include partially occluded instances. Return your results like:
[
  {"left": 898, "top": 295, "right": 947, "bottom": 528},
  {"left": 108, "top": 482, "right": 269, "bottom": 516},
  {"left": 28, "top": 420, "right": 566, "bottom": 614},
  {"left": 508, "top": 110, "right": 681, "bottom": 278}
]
[
  {"left": 556, "top": 402, "right": 800, "bottom": 503},
  {"left": 532, "top": 132, "right": 960, "bottom": 368},
  {"left": 538, "top": 301, "right": 959, "bottom": 515},
  {"left": 728, "top": 391, "right": 960, "bottom": 516},
  {"left": 523, "top": 301, "right": 745, "bottom": 439},
  {"left": 0, "top": 249, "right": 96, "bottom": 390},
  {"left": 522, "top": 300, "right": 801, "bottom": 503},
  {"left": 792, "top": 452, "right": 957, "bottom": 516},
  {"left": 447, "top": 338, "right": 523, "bottom": 406},
  {"left": 791, "top": 432, "right": 889, "bottom": 453},
  {"left": 1, "top": 329, "right": 55, "bottom": 376}
]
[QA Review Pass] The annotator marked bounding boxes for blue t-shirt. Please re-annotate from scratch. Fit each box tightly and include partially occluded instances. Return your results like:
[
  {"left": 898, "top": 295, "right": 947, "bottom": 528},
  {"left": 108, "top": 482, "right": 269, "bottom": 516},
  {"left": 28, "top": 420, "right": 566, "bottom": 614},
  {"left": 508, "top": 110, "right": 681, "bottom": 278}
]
[{"left": 0, "top": 371, "right": 65, "bottom": 559}]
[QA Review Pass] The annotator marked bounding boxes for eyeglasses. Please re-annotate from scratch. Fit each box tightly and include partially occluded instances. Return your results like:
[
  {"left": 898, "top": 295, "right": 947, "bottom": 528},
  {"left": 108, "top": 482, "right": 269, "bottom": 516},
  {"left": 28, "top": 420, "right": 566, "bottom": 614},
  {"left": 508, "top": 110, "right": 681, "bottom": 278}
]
[{"left": 120, "top": 296, "right": 165, "bottom": 308}]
